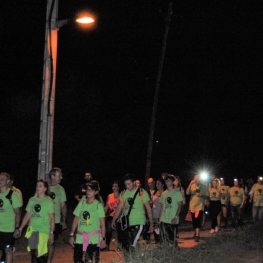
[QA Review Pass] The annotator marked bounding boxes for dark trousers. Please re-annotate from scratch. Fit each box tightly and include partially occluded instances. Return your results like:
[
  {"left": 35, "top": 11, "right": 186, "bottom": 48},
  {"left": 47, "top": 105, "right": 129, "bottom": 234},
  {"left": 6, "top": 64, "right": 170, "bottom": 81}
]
[
  {"left": 230, "top": 205, "right": 243, "bottom": 227},
  {"left": 118, "top": 225, "right": 144, "bottom": 251},
  {"left": 191, "top": 211, "right": 203, "bottom": 229},
  {"left": 30, "top": 249, "right": 47, "bottom": 263},
  {"left": 209, "top": 201, "right": 221, "bottom": 229},
  {"left": 159, "top": 222, "right": 177, "bottom": 245},
  {"left": 74, "top": 243, "right": 100, "bottom": 263},
  {"left": 105, "top": 216, "right": 113, "bottom": 247}
]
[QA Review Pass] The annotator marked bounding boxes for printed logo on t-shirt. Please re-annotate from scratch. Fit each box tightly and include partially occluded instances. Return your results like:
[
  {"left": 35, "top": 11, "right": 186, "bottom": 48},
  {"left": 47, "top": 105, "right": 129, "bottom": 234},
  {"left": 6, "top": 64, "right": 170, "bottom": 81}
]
[
  {"left": 80, "top": 211, "right": 91, "bottom": 225},
  {"left": 258, "top": 189, "right": 262, "bottom": 194},
  {"left": 235, "top": 191, "right": 239, "bottom": 195},
  {"left": 165, "top": 197, "right": 172, "bottom": 208},
  {"left": 0, "top": 199, "right": 4, "bottom": 208},
  {"left": 31, "top": 204, "right": 42, "bottom": 218},
  {"left": 212, "top": 192, "right": 216, "bottom": 197},
  {"left": 49, "top": 192, "right": 56, "bottom": 200}
]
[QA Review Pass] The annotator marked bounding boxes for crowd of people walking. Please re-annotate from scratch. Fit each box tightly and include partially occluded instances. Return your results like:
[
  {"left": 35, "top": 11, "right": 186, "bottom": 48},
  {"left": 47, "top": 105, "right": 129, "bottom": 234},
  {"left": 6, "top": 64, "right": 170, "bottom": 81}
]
[{"left": 0, "top": 169, "right": 262, "bottom": 263}]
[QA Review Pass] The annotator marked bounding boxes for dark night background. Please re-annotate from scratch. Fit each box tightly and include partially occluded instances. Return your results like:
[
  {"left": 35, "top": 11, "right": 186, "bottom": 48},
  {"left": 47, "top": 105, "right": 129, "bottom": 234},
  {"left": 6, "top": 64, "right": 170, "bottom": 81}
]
[{"left": 1, "top": 0, "right": 262, "bottom": 203}]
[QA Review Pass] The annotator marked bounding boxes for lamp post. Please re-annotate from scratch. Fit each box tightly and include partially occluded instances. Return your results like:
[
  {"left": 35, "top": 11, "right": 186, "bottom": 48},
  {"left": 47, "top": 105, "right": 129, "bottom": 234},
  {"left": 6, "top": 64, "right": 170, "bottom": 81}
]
[
  {"left": 38, "top": 0, "right": 94, "bottom": 180},
  {"left": 144, "top": 1, "right": 173, "bottom": 186}
]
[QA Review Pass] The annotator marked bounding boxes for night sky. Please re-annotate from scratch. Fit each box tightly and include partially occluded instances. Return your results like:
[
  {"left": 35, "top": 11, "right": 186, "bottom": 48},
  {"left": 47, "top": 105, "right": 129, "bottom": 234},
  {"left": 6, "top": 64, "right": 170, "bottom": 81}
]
[{"left": 1, "top": 0, "right": 262, "bottom": 201}]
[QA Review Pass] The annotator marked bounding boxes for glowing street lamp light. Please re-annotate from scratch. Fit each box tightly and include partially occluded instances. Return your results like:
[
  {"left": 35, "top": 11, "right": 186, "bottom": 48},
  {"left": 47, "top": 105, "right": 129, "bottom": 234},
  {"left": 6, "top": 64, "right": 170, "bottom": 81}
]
[
  {"left": 38, "top": 0, "right": 95, "bottom": 180},
  {"left": 76, "top": 16, "right": 95, "bottom": 24}
]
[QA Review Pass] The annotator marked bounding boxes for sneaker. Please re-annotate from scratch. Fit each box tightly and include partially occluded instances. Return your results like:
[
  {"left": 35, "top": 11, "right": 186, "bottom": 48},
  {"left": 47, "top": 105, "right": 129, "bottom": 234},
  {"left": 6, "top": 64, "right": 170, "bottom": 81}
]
[
  {"left": 194, "top": 235, "right": 200, "bottom": 242},
  {"left": 215, "top": 226, "right": 219, "bottom": 232},
  {"left": 210, "top": 229, "right": 215, "bottom": 234}
]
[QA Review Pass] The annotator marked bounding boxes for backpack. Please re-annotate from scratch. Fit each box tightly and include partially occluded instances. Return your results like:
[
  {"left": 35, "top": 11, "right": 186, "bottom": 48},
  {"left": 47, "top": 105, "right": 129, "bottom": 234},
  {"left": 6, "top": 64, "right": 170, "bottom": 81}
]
[{"left": 6, "top": 190, "right": 13, "bottom": 205}]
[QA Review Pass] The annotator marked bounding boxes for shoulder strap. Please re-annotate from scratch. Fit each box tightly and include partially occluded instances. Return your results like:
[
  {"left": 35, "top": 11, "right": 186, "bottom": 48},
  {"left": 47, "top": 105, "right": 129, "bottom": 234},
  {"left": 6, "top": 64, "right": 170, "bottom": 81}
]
[
  {"left": 126, "top": 187, "right": 140, "bottom": 218},
  {"left": 6, "top": 190, "right": 13, "bottom": 205}
]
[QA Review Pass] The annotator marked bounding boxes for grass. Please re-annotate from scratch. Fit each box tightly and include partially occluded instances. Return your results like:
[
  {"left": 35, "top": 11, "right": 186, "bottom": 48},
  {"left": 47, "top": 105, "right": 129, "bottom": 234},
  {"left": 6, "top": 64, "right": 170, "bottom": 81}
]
[{"left": 118, "top": 223, "right": 263, "bottom": 263}]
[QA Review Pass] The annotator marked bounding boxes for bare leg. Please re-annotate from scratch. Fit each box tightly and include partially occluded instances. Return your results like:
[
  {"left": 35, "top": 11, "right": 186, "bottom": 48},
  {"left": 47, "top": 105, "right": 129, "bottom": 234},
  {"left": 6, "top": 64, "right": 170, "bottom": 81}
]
[
  {"left": 47, "top": 244, "right": 54, "bottom": 263},
  {"left": 5, "top": 247, "right": 13, "bottom": 263}
]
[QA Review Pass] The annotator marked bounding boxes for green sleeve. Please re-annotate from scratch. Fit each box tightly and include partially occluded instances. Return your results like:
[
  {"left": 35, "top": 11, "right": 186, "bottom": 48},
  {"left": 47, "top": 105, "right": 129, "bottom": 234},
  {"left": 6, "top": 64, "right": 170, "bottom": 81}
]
[
  {"left": 98, "top": 203, "right": 105, "bottom": 218},
  {"left": 142, "top": 189, "right": 150, "bottom": 203},
  {"left": 73, "top": 200, "right": 82, "bottom": 216},
  {"left": 11, "top": 192, "right": 22, "bottom": 209},
  {"left": 60, "top": 187, "right": 67, "bottom": 202}
]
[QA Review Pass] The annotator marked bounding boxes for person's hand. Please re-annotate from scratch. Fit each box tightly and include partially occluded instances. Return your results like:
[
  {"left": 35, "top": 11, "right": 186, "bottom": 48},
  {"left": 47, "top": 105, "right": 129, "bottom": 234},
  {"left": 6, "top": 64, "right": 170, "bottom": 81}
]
[
  {"left": 69, "top": 236, "right": 75, "bottom": 247},
  {"left": 149, "top": 224, "right": 154, "bottom": 233},
  {"left": 171, "top": 216, "right": 179, "bottom": 225},
  {"left": 190, "top": 179, "right": 196, "bottom": 185},
  {"left": 13, "top": 229, "right": 21, "bottom": 238},
  {"left": 100, "top": 239, "right": 107, "bottom": 249},
  {"left": 111, "top": 220, "right": 116, "bottom": 230},
  {"left": 49, "top": 233, "right": 54, "bottom": 245},
  {"left": 61, "top": 221, "right": 67, "bottom": 230}
]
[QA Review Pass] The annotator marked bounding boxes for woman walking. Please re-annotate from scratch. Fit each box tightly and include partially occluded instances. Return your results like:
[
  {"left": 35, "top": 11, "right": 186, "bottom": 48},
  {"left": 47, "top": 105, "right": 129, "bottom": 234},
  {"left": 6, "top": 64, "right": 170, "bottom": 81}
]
[
  {"left": 69, "top": 180, "right": 106, "bottom": 263},
  {"left": 209, "top": 180, "right": 221, "bottom": 233},
  {"left": 17, "top": 179, "right": 55, "bottom": 263},
  {"left": 104, "top": 180, "right": 120, "bottom": 249}
]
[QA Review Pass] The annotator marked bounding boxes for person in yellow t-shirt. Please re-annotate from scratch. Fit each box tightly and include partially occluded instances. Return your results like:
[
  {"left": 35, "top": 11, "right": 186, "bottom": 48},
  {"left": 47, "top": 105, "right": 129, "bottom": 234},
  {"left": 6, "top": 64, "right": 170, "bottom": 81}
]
[
  {"left": 249, "top": 175, "right": 263, "bottom": 222},
  {"left": 229, "top": 178, "right": 246, "bottom": 228},
  {"left": 186, "top": 174, "right": 209, "bottom": 242},
  {"left": 209, "top": 180, "right": 221, "bottom": 233}
]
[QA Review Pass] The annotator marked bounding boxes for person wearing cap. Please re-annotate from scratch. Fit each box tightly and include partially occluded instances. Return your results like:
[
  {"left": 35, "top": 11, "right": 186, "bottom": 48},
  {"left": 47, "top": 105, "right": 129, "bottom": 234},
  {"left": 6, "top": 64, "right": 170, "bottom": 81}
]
[
  {"left": 249, "top": 175, "right": 263, "bottom": 222},
  {"left": 159, "top": 174, "right": 183, "bottom": 245},
  {"left": 219, "top": 177, "right": 230, "bottom": 228},
  {"left": 229, "top": 178, "right": 246, "bottom": 228},
  {"left": 186, "top": 174, "right": 209, "bottom": 242},
  {"left": 47, "top": 167, "right": 67, "bottom": 263}
]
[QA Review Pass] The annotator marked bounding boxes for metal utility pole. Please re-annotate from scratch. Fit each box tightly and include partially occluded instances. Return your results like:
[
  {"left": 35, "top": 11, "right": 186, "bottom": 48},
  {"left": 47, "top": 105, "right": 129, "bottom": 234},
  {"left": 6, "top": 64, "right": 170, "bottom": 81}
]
[
  {"left": 38, "top": 0, "right": 59, "bottom": 180},
  {"left": 145, "top": 1, "right": 173, "bottom": 186}
]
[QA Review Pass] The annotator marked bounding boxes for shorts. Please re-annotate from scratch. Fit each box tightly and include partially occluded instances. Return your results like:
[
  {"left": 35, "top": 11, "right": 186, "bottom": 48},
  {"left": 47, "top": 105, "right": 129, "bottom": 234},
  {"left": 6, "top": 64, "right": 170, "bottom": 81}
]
[
  {"left": 0, "top": 232, "right": 14, "bottom": 250},
  {"left": 54, "top": 223, "right": 62, "bottom": 240}
]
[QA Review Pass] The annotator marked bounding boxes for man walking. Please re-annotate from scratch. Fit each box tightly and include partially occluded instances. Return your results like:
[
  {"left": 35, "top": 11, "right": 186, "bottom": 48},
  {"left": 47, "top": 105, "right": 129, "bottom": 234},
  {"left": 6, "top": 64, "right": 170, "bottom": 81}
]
[
  {"left": 48, "top": 167, "right": 67, "bottom": 263},
  {"left": 0, "top": 172, "right": 21, "bottom": 263},
  {"left": 250, "top": 175, "right": 263, "bottom": 222},
  {"left": 111, "top": 173, "right": 153, "bottom": 251},
  {"left": 159, "top": 174, "right": 183, "bottom": 245}
]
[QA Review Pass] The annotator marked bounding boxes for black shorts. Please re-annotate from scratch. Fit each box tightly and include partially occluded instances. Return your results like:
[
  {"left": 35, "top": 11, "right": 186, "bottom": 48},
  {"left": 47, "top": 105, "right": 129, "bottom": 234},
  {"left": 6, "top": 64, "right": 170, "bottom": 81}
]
[
  {"left": 221, "top": 204, "right": 227, "bottom": 207},
  {"left": 0, "top": 232, "right": 14, "bottom": 250},
  {"left": 54, "top": 223, "right": 62, "bottom": 241}
]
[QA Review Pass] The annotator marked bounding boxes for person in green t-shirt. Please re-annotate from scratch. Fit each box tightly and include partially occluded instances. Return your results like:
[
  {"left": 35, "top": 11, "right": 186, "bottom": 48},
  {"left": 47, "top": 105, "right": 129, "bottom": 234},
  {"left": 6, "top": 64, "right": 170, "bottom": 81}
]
[
  {"left": 17, "top": 179, "right": 55, "bottom": 263},
  {"left": 229, "top": 178, "right": 246, "bottom": 228},
  {"left": 0, "top": 172, "right": 22, "bottom": 263},
  {"left": 249, "top": 175, "right": 263, "bottom": 222},
  {"left": 69, "top": 180, "right": 106, "bottom": 263},
  {"left": 111, "top": 173, "right": 154, "bottom": 251},
  {"left": 159, "top": 174, "right": 183, "bottom": 246},
  {"left": 47, "top": 167, "right": 67, "bottom": 263}
]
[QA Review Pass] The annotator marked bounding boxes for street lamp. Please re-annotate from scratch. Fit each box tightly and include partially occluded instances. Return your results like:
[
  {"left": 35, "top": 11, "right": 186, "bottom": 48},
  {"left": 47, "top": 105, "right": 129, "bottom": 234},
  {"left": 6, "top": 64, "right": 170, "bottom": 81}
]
[{"left": 38, "top": 0, "right": 94, "bottom": 180}]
